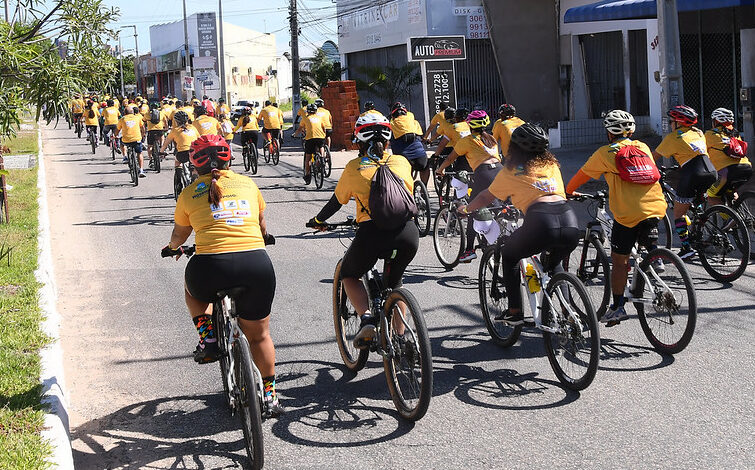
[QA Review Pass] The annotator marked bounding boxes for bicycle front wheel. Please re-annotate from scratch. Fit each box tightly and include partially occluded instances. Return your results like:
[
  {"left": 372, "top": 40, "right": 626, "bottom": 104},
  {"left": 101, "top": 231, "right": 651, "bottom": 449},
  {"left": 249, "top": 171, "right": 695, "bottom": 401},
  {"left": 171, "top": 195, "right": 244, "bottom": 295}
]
[
  {"left": 567, "top": 233, "right": 611, "bottom": 319},
  {"left": 433, "top": 207, "right": 465, "bottom": 269},
  {"left": 633, "top": 248, "right": 697, "bottom": 354},
  {"left": 263, "top": 145, "right": 270, "bottom": 163},
  {"left": 542, "top": 272, "right": 600, "bottom": 391},
  {"left": 233, "top": 334, "right": 264, "bottom": 470},
  {"left": 323, "top": 146, "right": 332, "bottom": 177},
  {"left": 478, "top": 247, "right": 522, "bottom": 347},
  {"left": 332, "top": 260, "right": 369, "bottom": 372},
  {"left": 382, "top": 288, "right": 433, "bottom": 421},
  {"left": 413, "top": 180, "right": 432, "bottom": 237},
  {"left": 696, "top": 204, "right": 750, "bottom": 282},
  {"left": 90, "top": 133, "right": 96, "bottom": 154},
  {"left": 732, "top": 191, "right": 755, "bottom": 256}
]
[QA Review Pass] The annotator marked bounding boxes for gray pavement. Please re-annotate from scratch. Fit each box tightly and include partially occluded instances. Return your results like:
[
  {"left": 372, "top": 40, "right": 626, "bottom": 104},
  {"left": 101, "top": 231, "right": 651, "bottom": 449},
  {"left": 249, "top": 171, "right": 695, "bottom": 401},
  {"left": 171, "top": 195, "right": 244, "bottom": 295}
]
[{"left": 43, "top": 123, "right": 755, "bottom": 469}]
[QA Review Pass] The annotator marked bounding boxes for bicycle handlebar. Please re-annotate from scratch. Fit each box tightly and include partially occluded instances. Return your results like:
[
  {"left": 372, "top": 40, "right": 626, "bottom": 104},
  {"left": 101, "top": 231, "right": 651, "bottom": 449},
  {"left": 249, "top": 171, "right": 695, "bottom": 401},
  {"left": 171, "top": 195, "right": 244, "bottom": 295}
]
[
  {"left": 306, "top": 219, "right": 357, "bottom": 231},
  {"left": 161, "top": 245, "right": 196, "bottom": 258},
  {"left": 567, "top": 190, "right": 608, "bottom": 202}
]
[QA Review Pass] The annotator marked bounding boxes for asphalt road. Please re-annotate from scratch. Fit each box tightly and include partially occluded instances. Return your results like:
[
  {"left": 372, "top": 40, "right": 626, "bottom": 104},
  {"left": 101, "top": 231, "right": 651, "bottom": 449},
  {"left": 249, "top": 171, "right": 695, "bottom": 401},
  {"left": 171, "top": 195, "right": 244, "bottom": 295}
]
[{"left": 43, "top": 123, "right": 755, "bottom": 469}]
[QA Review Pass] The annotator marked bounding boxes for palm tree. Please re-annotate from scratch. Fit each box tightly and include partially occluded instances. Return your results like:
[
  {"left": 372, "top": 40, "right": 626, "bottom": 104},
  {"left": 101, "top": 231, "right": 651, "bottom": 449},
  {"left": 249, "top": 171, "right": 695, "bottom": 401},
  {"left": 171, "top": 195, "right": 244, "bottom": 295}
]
[
  {"left": 354, "top": 63, "right": 422, "bottom": 106},
  {"left": 300, "top": 48, "right": 341, "bottom": 96}
]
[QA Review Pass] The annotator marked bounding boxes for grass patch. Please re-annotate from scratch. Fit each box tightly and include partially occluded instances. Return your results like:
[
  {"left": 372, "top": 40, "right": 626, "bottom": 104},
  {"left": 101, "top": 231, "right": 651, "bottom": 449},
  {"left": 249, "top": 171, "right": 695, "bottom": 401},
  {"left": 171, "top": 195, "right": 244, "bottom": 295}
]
[
  {"left": 0, "top": 165, "right": 52, "bottom": 469},
  {"left": 1, "top": 132, "right": 39, "bottom": 155}
]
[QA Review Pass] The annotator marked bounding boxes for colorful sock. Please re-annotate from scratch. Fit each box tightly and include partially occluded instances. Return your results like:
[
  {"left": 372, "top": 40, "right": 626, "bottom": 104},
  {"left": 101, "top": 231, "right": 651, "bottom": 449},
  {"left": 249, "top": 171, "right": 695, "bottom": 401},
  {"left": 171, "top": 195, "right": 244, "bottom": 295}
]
[
  {"left": 675, "top": 217, "right": 690, "bottom": 247},
  {"left": 262, "top": 375, "right": 277, "bottom": 399},
  {"left": 193, "top": 314, "right": 216, "bottom": 345}
]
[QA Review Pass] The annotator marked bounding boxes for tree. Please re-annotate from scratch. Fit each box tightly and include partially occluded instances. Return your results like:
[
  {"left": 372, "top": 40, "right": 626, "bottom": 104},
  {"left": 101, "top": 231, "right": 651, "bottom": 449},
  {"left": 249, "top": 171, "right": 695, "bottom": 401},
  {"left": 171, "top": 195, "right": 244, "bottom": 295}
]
[
  {"left": 0, "top": 0, "right": 119, "bottom": 138},
  {"left": 354, "top": 63, "right": 422, "bottom": 107},
  {"left": 300, "top": 48, "right": 341, "bottom": 96}
]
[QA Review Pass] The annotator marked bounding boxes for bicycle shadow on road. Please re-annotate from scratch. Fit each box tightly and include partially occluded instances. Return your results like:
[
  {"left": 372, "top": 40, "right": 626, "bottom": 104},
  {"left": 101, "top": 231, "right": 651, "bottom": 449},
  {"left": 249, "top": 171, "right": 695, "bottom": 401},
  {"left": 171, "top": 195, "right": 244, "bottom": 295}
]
[
  {"left": 71, "top": 393, "right": 252, "bottom": 469},
  {"left": 72, "top": 213, "right": 174, "bottom": 227}
]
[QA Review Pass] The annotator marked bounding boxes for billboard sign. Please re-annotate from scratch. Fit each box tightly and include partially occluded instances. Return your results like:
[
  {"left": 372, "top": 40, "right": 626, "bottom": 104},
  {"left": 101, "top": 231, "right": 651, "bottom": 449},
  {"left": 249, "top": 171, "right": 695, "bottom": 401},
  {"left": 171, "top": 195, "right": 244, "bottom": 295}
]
[
  {"left": 425, "top": 60, "right": 456, "bottom": 118},
  {"left": 196, "top": 12, "right": 219, "bottom": 73},
  {"left": 408, "top": 36, "right": 466, "bottom": 62}
]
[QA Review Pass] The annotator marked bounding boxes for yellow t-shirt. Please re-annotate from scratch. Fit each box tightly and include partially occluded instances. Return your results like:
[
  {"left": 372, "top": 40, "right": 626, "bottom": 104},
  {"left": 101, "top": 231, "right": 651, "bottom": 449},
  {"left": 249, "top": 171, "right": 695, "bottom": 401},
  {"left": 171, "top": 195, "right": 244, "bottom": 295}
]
[
  {"left": 705, "top": 127, "right": 751, "bottom": 171},
  {"left": 113, "top": 98, "right": 121, "bottom": 109},
  {"left": 452, "top": 134, "right": 501, "bottom": 171},
  {"left": 117, "top": 114, "right": 144, "bottom": 143},
  {"left": 391, "top": 114, "right": 418, "bottom": 139},
  {"left": 170, "top": 107, "right": 195, "bottom": 129},
  {"left": 359, "top": 109, "right": 384, "bottom": 118},
  {"left": 489, "top": 163, "right": 566, "bottom": 214},
  {"left": 139, "top": 103, "right": 150, "bottom": 119},
  {"left": 102, "top": 106, "right": 121, "bottom": 126},
  {"left": 430, "top": 111, "right": 446, "bottom": 129},
  {"left": 334, "top": 154, "right": 414, "bottom": 223},
  {"left": 441, "top": 121, "right": 471, "bottom": 149},
  {"left": 258, "top": 106, "right": 282, "bottom": 129},
  {"left": 655, "top": 127, "right": 708, "bottom": 166},
  {"left": 218, "top": 104, "right": 231, "bottom": 117},
  {"left": 493, "top": 116, "right": 525, "bottom": 157},
  {"left": 234, "top": 114, "right": 260, "bottom": 132},
  {"left": 83, "top": 107, "right": 100, "bottom": 126},
  {"left": 581, "top": 138, "right": 668, "bottom": 228},
  {"left": 145, "top": 109, "right": 169, "bottom": 131},
  {"left": 301, "top": 114, "right": 327, "bottom": 140},
  {"left": 168, "top": 126, "right": 200, "bottom": 152},
  {"left": 70, "top": 99, "right": 85, "bottom": 114},
  {"left": 174, "top": 170, "right": 267, "bottom": 254},
  {"left": 297, "top": 108, "right": 308, "bottom": 120},
  {"left": 316, "top": 108, "right": 333, "bottom": 129},
  {"left": 193, "top": 115, "right": 222, "bottom": 136},
  {"left": 220, "top": 119, "right": 234, "bottom": 140}
]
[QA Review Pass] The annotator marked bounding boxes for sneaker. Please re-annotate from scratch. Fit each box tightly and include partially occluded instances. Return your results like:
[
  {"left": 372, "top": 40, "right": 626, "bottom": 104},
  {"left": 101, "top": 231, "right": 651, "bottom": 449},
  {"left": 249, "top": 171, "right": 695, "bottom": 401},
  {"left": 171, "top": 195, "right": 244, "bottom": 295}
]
[
  {"left": 263, "top": 396, "right": 285, "bottom": 419},
  {"left": 139, "top": 170, "right": 147, "bottom": 178},
  {"left": 651, "top": 258, "right": 666, "bottom": 273},
  {"left": 493, "top": 309, "right": 524, "bottom": 325},
  {"left": 193, "top": 340, "right": 219, "bottom": 364},
  {"left": 303, "top": 173, "right": 311, "bottom": 185},
  {"left": 459, "top": 250, "right": 477, "bottom": 263},
  {"left": 601, "top": 305, "right": 629, "bottom": 324},
  {"left": 353, "top": 314, "right": 377, "bottom": 349},
  {"left": 122, "top": 157, "right": 128, "bottom": 164},
  {"left": 678, "top": 246, "right": 696, "bottom": 261}
]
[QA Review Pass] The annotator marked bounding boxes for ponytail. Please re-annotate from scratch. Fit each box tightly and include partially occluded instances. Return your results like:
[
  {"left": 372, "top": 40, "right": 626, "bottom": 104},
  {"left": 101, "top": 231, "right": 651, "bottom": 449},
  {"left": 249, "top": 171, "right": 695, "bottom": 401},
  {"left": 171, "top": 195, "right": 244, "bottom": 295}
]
[
  {"left": 479, "top": 130, "right": 496, "bottom": 148},
  {"left": 208, "top": 169, "right": 223, "bottom": 206},
  {"left": 88, "top": 105, "right": 95, "bottom": 119}
]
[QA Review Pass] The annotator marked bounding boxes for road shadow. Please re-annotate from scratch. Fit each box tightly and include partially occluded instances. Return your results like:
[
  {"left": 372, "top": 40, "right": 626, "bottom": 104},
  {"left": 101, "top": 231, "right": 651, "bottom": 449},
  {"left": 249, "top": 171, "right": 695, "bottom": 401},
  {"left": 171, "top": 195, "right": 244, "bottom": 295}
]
[
  {"left": 57, "top": 182, "right": 134, "bottom": 190},
  {"left": 73, "top": 214, "right": 173, "bottom": 227}
]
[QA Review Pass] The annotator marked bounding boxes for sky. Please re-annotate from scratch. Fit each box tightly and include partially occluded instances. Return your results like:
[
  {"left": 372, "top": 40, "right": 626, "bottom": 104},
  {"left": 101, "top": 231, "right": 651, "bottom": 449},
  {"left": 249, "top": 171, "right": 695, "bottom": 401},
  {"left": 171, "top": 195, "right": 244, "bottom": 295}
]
[{"left": 103, "top": 0, "right": 338, "bottom": 58}]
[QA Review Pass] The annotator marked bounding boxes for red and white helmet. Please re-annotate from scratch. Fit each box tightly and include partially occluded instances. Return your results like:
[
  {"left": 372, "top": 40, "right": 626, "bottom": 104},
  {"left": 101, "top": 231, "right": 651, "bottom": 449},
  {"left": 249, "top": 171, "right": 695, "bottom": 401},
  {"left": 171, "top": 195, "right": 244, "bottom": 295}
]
[
  {"left": 667, "top": 105, "right": 698, "bottom": 127},
  {"left": 354, "top": 112, "right": 392, "bottom": 143},
  {"left": 190, "top": 134, "right": 231, "bottom": 170}
]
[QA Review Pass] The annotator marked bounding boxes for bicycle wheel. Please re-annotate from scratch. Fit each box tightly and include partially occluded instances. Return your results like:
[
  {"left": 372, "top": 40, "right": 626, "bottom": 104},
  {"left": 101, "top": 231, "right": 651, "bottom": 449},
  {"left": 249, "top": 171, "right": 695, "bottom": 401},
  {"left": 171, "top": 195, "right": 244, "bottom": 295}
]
[
  {"left": 263, "top": 144, "right": 270, "bottom": 164},
  {"left": 129, "top": 151, "right": 139, "bottom": 186},
  {"left": 250, "top": 147, "right": 258, "bottom": 175},
  {"left": 332, "top": 260, "right": 369, "bottom": 372},
  {"left": 382, "top": 288, "right": 432, "bottom": 421},
  {"left": 272, "top": 141, "right": 280, "bottom": 165},
  {"left": 658, "top": 214, "right": 673, "bottom": 249},
  {"left": 413, "top": 180, "right": 432, "bottom": 237},
  {"left": 432, "top": 207, "right": 465, "bottom": 269},
  {"left": 243, "top": 146, "right": 251, "bottom": 172},
  {"left": 173, "top": 169, "right": 184, "bottom": 200},
  {"left": 76, "top": 122, "right": 82, "bottom": 138},
  {"left": 213, "top": 307, "right": 232, "bottom": 410},
  {"left": 478, "top": 247, "right": 522, "bottom": 347},
  {"left": 632, "top": 248, "right": 696, "bottom": 354},
  {"left": 233, "top": 334, "right": 264, "bottom": 470},
  {"left": 152, "top": 144, "right": 161, "bottom": 173},
  {"left": 90, "top": 132, "right": 96, "bottom": 154},
  {"left": 111, "top": 142, "right": 116, "bottom": 160},
  {"left": 542, "top": 272, "right": 600, "bottom": 391},
  {"left": 313, "top": 157, "right": 324, "bottom": 189},
  {"left": 732, "top": 191, "right": 755, "bottom": 256},
  {"left": 323, "top": 146, "right": 332, "bottom": 177},
  {"left": 695, "top": 204, "right": 750, "bottom": 282},
  {"left": 567, "top": 233, "right": 611, "bottom": 319}
]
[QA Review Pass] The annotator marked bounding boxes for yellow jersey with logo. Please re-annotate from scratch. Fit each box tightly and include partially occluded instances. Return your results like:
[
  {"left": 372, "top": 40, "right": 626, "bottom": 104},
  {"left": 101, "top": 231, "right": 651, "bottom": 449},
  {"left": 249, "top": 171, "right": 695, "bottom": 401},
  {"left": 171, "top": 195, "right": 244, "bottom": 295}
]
[
  {"left": 705, "top": 127, "right": 751, "bottom": 171},
  {"left": 492, "top": 116, "right": 524, "bottom": 157},
  {"left": 258, "top": 106, "right": 282, "bottom": 129},
  {"left": 316, "top": 107, "right": 333, "bottom": 129},
  {"left": 117, "top": 114, "right": 143, "bottom": 143},
  {"left": 452, "top": 134, "right": 500, "bottom": 171},
  {"left": 359, "top": 109, "right": 384, "bottom": 118},
  {"left": 70, "top": 99, "right": 85, "bottom": 114},
  {"left": 102, "top": 106, "right": 121, "bottom": 126},
  {"left": 174, "top": 170, "right": 267, "bottom": 254},
  {"left": 301, "top": 114, "right": 327, "bottom": 140},
  {"left": 83, "top": 107, "right": 100, "bottom": 126},
  {"left": 193, "top": 115, "right": 222, "bottom": 136},
  {"left": 168, "top": 126, "right": 200, "bottom": 152},
  {"left": 334, "top": 153, "right": 414, "bottom": 223},
  {"left": 145, "top": 109, "right": 169, "bottom": 131},
  {"left": 581, "top": 138, "right": 667, "bottom": 228},
  {"left": 234, "top": 113, "right": 260, "bottom": 132},
  {"left": 441, "top": 121, "right": 471, "bottom": 149},
  {"left": 489, "top": 162, "right": 565, "bottom": 214},
  {"left": 655, "top": 126, "right": 708, "bottom": 166}
]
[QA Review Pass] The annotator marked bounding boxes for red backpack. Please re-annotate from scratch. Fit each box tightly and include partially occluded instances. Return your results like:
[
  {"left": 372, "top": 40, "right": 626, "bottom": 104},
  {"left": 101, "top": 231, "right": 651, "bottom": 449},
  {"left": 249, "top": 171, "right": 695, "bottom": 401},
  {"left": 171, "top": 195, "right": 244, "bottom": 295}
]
[
  {"left": 615, "top": 144, "right": 660, "bottom": 185},
  {"left": 725, "top": 136, "right": 748, "bottom": 158}
]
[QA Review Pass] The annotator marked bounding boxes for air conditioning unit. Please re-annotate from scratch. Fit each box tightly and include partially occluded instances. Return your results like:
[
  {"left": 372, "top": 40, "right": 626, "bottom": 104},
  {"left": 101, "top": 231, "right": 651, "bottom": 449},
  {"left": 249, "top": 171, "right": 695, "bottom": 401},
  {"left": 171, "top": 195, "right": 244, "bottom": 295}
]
[
  {"left": 231, "top": 66, "right": 238, "bottom": 74},
  {"left": 248, "top": 67, "right": 253, "bottom": 75}
]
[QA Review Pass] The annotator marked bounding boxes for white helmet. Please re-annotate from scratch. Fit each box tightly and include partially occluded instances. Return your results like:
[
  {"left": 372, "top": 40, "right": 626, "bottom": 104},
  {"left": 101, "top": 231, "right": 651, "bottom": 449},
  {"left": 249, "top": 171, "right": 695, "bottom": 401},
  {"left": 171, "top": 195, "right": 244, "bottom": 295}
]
[
  {"left": 711, "top": 107, "right": 734, "bottom": 124},
  {"left": 354, "top": 112, "right": 392, "bottom": 143},
  {"left": 603, "top": 109, "right": 636, "bottom": 137}
]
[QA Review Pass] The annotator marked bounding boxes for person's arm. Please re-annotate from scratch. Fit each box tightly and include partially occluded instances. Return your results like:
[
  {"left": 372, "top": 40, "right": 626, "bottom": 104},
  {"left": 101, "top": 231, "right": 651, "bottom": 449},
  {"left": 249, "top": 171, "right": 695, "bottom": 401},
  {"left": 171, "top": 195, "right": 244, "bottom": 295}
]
[
  {"left": 259, "top": 210, "right": 268, "bottom": 237},
  {"left": 565, "top": 169, "right": 592, "bottom": 195},
  {"left": 160, "top": 132, "right": 174, "bottom": 152},
  {"left": 457, "top": 189, "right": 496, "bottom": 215},
  {"left": 436, "top": 149, "right": 460, "bottom": 175},
  {"left": 313, "top": 194, "right": 343, "bottom": 223},
  {"left": 168, "top": 223, "right": 193, "bottom": 250}
]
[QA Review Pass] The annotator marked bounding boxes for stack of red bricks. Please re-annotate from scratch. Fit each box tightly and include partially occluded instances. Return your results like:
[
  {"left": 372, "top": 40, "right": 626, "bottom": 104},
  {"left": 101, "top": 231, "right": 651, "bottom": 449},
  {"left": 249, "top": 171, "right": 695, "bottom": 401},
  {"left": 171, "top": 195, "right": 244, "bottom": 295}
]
[{"left": 321, "top": 80, "right": 360, "bottom": 151}]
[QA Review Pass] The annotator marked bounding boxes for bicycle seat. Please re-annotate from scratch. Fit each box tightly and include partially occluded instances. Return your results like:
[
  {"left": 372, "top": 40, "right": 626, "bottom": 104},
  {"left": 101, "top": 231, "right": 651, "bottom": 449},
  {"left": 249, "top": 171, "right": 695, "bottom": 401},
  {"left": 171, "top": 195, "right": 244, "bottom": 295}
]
[{"left": 217, "top": 286, "right": 248, "bottom": 299}]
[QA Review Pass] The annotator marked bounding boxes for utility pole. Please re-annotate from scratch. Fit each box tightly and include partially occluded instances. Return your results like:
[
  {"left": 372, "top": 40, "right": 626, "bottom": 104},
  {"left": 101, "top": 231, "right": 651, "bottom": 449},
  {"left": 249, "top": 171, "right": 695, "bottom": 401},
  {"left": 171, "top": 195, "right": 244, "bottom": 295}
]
[
  {"left": 118, "top": 33, "right": 125, "bottom": 97},
  {"left": 123, "top": 25, "right": 139, "bottom": 95},
  {"left": 289, "top": 0, "right": 301, "bottom": 120},
  {"left": 182, "top": 0, "right": 193, "bottom": 101},
  {"left": 4, "top": 0, "right": 9, "bottom": 22},
  {"left": 657, "top": 0, "right": 684, "bottom": 134},
  {"left": 218, "top": 0, "right": 227, "bottom": 102}
]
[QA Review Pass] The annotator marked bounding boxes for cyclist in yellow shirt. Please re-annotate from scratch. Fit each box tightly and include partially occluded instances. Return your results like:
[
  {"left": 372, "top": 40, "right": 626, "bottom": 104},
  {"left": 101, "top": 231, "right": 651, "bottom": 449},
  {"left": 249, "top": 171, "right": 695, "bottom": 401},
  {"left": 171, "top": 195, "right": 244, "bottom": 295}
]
[
  {"left": 83, "top": 99, "right": 100, "bottom": 145},
  {"left": 423, "top": 102, "right": 449, "bottom": 143},
  {"left": 117, "top": 107, "right": 147, "bottom": 177},
  {"left": 217, "top": 98, "right": 231, "bottom": 119},
  {"left": 258, "top": 100, "right": 282, "bottom": 146},
  {"left": 567, "top": 110, "right": 668, "bottom": 324},
  {"left": 492, "top": 104, "right": 525, "bottom": 159},
  {"left": 145, "top": 101, "right": 169, "bottom": 157},
  {"left": 314, "top": 99, "right": 333, "bottom": 147},
  {"left": 233, "top": 107, "right": 260, "bottom": 154},
  {"left": 433, "top": 108, "right": 472, "bottom": 172},
  {"left": 704, "top": 107, "right": 752, "bottom": 206},
  {"left": 161, "top": 111, "right": 200, "bottom": 171},
  {"left": 101, "top": 99, "right": 121, "bottom": 146},
  {"left": 292, "top": 103, "right": 327, "bottom": 184},
  {"left": 359, "top": 101, "right": 383, "bottom": 118},
  {"left": 193, "top": 106, "right": 222, "bottom": 136},
  {"left": 70, "top": 94, "right": 85, "bottom": 134},
  {"left": 390, "top": 102, "right": 429, "bottom": 184}
]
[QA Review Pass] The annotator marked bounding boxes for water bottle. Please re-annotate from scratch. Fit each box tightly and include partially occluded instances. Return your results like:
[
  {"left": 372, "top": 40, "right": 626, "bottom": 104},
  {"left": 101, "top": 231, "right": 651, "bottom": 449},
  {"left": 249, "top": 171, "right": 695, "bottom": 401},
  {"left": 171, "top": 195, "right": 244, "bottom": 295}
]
[{"left": 525, "top": 263, "right": 541, "bottom": 293}]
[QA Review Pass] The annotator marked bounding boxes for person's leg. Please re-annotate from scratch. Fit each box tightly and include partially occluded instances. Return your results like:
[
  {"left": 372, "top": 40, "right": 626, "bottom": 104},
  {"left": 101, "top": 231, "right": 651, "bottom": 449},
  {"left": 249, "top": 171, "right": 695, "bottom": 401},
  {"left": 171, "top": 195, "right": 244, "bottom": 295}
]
[{"left": 238, "top": 316, "right": 275, "bottom": 377}]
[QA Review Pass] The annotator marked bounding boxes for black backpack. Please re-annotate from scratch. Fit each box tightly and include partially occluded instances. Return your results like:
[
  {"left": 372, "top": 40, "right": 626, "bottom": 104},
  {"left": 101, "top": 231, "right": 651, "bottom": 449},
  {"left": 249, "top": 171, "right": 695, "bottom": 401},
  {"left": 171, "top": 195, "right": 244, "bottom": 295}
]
[
  {"left": 150, "top": 109, "right": 161, "bottom": 124},
  {"left": 362, "top": 156, "right": 417, "bottom": 230}
]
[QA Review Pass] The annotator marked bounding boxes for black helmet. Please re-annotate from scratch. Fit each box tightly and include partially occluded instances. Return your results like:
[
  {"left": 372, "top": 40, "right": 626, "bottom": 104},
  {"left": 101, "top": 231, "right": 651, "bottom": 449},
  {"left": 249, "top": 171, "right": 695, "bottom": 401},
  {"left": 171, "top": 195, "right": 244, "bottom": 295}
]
[
  {"left": 306, "top": 103, "right": 317, "bottom": 113},
  {"left": 499, "top": 104, "right": 516, "bottom": 118},
  {"left": 194, "top": 105, "right": 206, "bottom": 116},
  {"left": 454, "top": 107, "right": 469, "bottom": 122},
  {"left": 390, "top": 102, "right": 407, "bottom": 118},
  {"left": 364, "top": 101, "right": 375, "bottom": 111},
  {"left": 302, "top": 99, "right": 309, "bottom": 106},
  {"left": 174, "top": 110, "right": 189, "bottom": 126},
  {"left": 150, "top": 101, "right": 160, "bottom": 109},
  {"left": 315, "top": 98, "right": 324, "bottom": 107},
  {"left": 444, "top": 107, "right": 456, "bottom": 121},
  {"left": 511, "top": 123, "right": 549, "bottom": 154}
]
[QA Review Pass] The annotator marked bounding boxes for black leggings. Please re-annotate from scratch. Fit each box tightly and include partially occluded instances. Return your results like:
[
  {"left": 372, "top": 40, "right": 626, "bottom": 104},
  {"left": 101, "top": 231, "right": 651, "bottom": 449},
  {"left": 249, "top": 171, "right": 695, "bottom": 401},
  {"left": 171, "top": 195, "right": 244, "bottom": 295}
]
[
  {"left": 502, "top": 201, "right": 580, "bottom": 310},
  {"left": 466, "top": 162, "right": 502, "bottom": 244},
  {"left": 241, "top": 130, "right": 259, "bottom": 148},
  {"left": 340, "top": 220, "right": 419, "bottom": 289}
]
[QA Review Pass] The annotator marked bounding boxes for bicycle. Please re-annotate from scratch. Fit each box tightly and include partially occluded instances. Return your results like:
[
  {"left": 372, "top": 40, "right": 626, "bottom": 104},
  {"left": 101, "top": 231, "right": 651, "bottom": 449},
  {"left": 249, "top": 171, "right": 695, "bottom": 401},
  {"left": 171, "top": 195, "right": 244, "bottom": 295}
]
[
  {"left": 126, "top": 145, "right": 139, "bottom": 186},
  {"left": 478, "top": 231, "right": 600, "bottom": 390},
  {"left": 74, "top": 116, "right": 83, "bottom": 138},
  {"left": 309, "top": 217, "right": 433, "bottom": 421},
  {"left": 659, "top": 165, "right": 750, "bottom": 282},
  {"left": 174, "top": 161, "right": 195, "bottom": 200},
  {"left": 242, "top": 138, "right": 259, "bottom": 175},
  {"left": 149, "top": 140, "right": 161, "bottom": 173},
  {"left": 713, "top": 178, "right": 755, "bottom": 257},
  {"left": 86, "top": 127, "right": 98, "bottom": 154},
  {"left": 432, "top": 171, "right": 471, "bottom": 269},
  {"left": 262, "top": 132, "right": 280, "bottom": 166},
  {"left": 162, "top": 245, "right": 266, "bottom": 469},
  {"left": 567, "top": 192, "right": 697, "bottom": 354},
  {"left": 109, "top": 135, "right": 120, "bottom": 161},
  {"left": 309, "top": 147, "right": 326, "bottom": 190},
  {"left": 410, "top": 169, "right": 432, "bottom": 238},
  {"left": 566, "top": 191, "right": 672, "bottom": 318}
]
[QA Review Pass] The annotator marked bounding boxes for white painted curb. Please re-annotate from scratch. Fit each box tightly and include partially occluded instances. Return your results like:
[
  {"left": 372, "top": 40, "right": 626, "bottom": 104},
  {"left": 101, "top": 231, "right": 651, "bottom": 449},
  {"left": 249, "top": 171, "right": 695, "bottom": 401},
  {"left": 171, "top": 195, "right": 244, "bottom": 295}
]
[{"left": 36, "top": 126, "right": 75, "bottom": 469}]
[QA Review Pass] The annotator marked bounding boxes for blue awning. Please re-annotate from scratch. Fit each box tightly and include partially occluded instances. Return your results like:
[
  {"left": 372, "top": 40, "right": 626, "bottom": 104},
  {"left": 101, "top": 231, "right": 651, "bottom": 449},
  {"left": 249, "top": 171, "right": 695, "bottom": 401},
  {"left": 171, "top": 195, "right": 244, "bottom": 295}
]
[{"left": 565, "top": 0, "right": 754, "bottom": 24}]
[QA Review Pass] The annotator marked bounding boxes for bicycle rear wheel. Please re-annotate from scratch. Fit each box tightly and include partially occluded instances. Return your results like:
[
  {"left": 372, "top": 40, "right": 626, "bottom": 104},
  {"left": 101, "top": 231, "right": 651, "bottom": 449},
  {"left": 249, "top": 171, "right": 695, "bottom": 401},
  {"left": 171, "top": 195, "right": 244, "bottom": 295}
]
[
  {"left": 313, "top": 157, "right": 324, "bottom": 189},
  {"left": 173, "top": 168, "right": 186, "bottom": 200},
  {"left": 566, "top": 233, "right": 611, "bottom": 319},
  {"left": 214, "top": 306, "right": 232, "bottom": 410},
  {"left": 432, "top": 207, "right": 465, "bottom": 269},
  {"left": 695, "top": 204, "right": 750, "bottom": 282},
  {"left": 90, "top": 132, "right": 96, "bottom": 154},
  {"left": 382, "top": 288, "right": 432, "bottom": 421},
  {"left": 272, "top": 141, "right": 280, "bottom": 165},
  {"left": 332, "top": 260, "right": 369, "bottom": 372},
  {"left": 478, "top": 247, "right": 522, "bottom": 347},
  {"left": 413, "top": 180, "right": 432, "bottom": 237},
  {"left": 129, "top": 151, "right": 139, "bottom": 186},
  {"left": 633, "top": 248, "right": 696, "bottom": 354},
  {"left": 658, "top": 214, "right": 673, "bottom": 249},
  {"left": 233, "top": 334, "right": 264, "bottom": 470},
  {"left": 732, "top": 191, "right": 755, "bottom": 256},
  {"left": 250, "top": 147, "right": 258, "bottom": 175},
  {"left": 152, "top": 144, "right": 161, "bottom": 173},
  {"left": 243, "top": 146, "right": 251, "bottom": 172},
  {"left": 542, "top": 272, "right": 600, "bottom": 391},
  {"left": 323, "top": 146, "right": 332, "bottom": 177},
  {"left": 263, "top": 144, "right": 270, "bottom": 164}
]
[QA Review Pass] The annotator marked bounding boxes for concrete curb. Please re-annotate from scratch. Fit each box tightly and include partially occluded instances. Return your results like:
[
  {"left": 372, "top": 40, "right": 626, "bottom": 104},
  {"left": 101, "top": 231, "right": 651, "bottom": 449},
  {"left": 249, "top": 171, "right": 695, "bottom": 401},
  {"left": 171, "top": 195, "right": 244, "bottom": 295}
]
[{"left": 36, "top": 126, "right": 75, "bottom": 469}]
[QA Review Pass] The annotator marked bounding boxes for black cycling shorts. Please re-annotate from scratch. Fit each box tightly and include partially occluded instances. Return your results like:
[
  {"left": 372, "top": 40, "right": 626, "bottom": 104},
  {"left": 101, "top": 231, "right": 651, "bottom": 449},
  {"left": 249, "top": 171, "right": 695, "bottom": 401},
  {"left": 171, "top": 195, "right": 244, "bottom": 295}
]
[
  {"left": 86, "top": 125, "right": 98, "bottom": 134},
  {"left": 124, "top": 140, "right": 142, "bottom": 154},
  {"left": 176, "top": 150, "right": 190, "bottom": 163},
  {"left": 707, "top": 163, "right": 753, "bottom": 198},
  {"left": 408, "top": 155, "right": 429, "bottom": 172},
  {"left": 241, "top": 130, "right": 259, "bottom": 148},
  {"left": 185, "top": 249, "right": 276, "bottom": 321},
  {"left": 263, "top": 128, "right": 280, "bottom": 140},
  {"left": 675, "top": 155, "right": 717, "bottom": 203},
  {"left": 340, "top": 220, "right": 419, "bottom": 289},
  {"left": 325, "top": 129, "right": 333, "bottom": 137},
  {"left": 147, "top": 130, "right": 164, "bottom": 144},
  {"left": 611, "top": 218, "right": 660, "bottom": 256},
  {"left": 103, "top": 124, "right": 117, "bottom": 135},
  {"left": 305, "top": 138, "right": 325, "bottom": 155}
]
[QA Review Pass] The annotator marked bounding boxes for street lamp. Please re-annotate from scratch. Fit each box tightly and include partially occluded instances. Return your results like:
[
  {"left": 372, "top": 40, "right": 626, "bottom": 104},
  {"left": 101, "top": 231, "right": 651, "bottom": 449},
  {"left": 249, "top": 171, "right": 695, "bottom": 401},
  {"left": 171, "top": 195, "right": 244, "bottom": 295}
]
[{"left": 121, "top": 25, "right": 139, "bottom": 94}]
